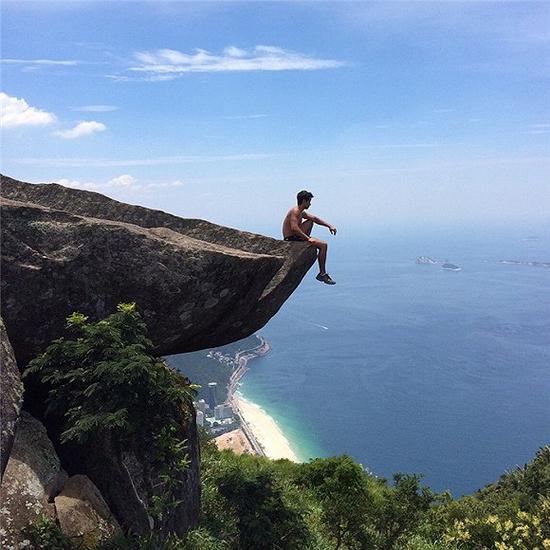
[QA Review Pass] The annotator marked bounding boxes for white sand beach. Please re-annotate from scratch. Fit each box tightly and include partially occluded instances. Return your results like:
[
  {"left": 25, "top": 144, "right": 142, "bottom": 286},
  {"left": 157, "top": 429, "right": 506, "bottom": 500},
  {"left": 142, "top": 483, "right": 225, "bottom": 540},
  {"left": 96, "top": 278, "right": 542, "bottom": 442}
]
[
  {"left": 214, "top": 428, "right": 255, "bottom": 455},
  {"left": 233, "top": 393, "right": 300, "bottom": 462}
]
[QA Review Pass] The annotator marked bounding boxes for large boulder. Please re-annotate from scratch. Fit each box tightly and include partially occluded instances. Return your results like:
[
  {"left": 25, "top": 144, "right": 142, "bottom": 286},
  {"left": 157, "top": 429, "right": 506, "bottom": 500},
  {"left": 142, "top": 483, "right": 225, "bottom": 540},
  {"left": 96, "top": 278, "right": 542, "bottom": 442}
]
[
  {"left": 0, "top": 175, "right": 317, "bottom": 367},
  {"left": 64, "top": 399, "right": 201, "bottom": 536},
  {"left": 54, "top": 475, "right": 122, "bottom": 546},
  {"left": 0, "top": 412, "right": 67, "bottom": 549},
  {"left": 0, "top": 317, "right": 23, "bottom": 480}
]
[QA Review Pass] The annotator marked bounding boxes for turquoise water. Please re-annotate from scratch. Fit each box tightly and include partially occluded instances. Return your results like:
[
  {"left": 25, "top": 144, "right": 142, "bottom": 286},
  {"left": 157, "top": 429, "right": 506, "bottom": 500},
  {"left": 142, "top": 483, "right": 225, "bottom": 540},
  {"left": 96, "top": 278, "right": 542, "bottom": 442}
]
[{"left": 239, "top": 224, "right": 550, "bottom": 496}]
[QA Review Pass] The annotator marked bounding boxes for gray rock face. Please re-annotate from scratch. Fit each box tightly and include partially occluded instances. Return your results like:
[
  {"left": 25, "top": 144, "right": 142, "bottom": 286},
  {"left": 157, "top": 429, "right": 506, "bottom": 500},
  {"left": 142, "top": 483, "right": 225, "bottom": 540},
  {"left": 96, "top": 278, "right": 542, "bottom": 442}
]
[
  {"left": 54, "top": 475, "right": 122, "bottom": 546},
  {"left": 0, "top": 175, "right": 316, "bottom": 367},
  {"left": 68, "top": 400, "right": 200, "bottom": 536},
  {"left": 0, "top": 318, "right": 23, "bottom": 480},
  {"left": 0, "top": 174, "right": 315, "bottom": 538},
  {"left": 0, "top": 412, "right": 67, "bottom": 549}
]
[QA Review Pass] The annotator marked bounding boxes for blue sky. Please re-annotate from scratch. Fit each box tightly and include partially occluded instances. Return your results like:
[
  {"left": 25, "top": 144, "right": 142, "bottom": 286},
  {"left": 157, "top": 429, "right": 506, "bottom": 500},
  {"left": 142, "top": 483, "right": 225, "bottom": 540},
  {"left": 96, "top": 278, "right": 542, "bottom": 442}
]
[{"left": 1, "top": 1, "right": 549, "bottom": 233}]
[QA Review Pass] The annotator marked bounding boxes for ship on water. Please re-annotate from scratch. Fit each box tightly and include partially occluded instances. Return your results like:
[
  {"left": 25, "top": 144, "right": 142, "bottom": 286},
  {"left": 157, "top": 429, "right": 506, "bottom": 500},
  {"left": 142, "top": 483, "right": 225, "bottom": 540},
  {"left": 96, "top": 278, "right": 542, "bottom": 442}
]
[{"left": 442, "top": 261, "right": 462, "bottom": 272}]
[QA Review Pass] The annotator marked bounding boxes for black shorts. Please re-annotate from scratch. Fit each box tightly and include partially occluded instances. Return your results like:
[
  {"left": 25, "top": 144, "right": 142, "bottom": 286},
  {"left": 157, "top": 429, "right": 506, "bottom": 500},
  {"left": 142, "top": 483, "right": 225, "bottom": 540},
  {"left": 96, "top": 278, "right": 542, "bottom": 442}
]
[{"left": 284, "top": 235, "right": 305, "bottom": 242}]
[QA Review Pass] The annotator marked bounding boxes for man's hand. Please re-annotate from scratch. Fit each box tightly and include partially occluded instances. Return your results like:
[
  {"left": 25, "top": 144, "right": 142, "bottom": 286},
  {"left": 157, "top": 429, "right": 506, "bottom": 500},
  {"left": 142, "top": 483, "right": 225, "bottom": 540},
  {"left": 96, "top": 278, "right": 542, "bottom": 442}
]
[{"left": 329, "top": 226, "right": 337, "bottom": 235}]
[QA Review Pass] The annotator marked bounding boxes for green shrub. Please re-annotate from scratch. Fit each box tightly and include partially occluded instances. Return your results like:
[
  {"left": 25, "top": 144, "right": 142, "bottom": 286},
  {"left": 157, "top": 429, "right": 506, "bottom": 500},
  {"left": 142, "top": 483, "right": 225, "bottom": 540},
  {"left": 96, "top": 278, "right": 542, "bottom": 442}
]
[
  {"left": 24, "top": 303, "right": 198, "bottom": 523},
  {"left": 26, "top": 514, "right": 75, "bottom": 550}
]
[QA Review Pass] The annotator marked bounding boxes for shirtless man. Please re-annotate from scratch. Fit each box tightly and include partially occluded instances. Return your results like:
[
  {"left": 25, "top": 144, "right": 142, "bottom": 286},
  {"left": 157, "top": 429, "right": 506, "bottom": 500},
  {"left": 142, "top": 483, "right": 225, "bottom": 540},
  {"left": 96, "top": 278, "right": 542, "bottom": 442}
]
[{"left": 282, "top": 190, "right": 337, "bottom": 285}]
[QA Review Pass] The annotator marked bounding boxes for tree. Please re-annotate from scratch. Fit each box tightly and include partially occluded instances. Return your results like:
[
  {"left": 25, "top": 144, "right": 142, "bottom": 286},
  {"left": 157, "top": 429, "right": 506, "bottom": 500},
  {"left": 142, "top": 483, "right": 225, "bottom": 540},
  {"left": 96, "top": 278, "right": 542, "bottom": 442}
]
[
  {"left": 298, "top": 455, "right": 375, "bottom": 549},
  {"left": 24, "top": 303, "right": 198, "bottom": 526},
  {"left": 208, "top": 452, "right": 311, "bottom": 549},
  {"left": 375, "top": 473, "right": 437, "bottom": 550}
]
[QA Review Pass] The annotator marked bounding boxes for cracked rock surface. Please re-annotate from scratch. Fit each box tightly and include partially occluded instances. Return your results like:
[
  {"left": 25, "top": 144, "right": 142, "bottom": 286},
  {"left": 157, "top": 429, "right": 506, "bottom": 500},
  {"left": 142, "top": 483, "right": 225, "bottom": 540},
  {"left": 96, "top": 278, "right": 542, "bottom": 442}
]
[
  {"left": 1, "top": 174, "right": 317, "bottom": 366},
  {"left": 0, "top": 317, "right": 23, "bottom": 480},
  {"left": 0, "top": 412, "right": 67, "bottom": 549},
  {"left": 54, "top": 475, "right": 122, "bottom": 546}
]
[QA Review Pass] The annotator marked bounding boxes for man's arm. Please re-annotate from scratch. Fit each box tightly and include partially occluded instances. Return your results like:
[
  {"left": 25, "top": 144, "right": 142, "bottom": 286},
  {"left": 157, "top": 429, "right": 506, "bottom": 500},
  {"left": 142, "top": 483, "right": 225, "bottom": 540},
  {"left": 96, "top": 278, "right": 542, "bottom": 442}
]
[
  {"left": 303, "top": 211, "right": 337, "bottom": 235},
  {"left": 290, "top": 210, "right": 312, "bottom": 240}
]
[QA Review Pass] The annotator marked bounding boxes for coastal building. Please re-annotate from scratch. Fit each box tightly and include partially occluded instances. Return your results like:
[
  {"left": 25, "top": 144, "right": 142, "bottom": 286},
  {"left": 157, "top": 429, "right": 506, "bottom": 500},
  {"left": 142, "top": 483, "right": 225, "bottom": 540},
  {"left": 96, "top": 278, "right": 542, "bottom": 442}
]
[
  {"left": 208, "top": 382, "right": 218, "bottom": 409},
  {"left": 194, "top": 399, "right": 207, "bottom": 413},
  {"left": 196, "top": 410, "right": 204, "bottom": 427},
  {"left": 207, "top": 416, "right": 236, "bottom": 436},
  {"left": 214, "top": 404, "right": 233, "bottom": 420}
]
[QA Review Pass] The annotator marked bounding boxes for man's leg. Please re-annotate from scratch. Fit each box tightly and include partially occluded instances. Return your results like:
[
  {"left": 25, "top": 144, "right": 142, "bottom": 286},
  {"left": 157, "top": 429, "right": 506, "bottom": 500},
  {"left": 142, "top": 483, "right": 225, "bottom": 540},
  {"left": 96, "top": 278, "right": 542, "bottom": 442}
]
[
  {"left": 309, "top": 238, "right": 328, "bottom": 274},
  {"left": 317, "top": 241, "right": 327, "bottom": 274},
  {"left": 309, "top": 239, "right": 335, "bottom": 284}
]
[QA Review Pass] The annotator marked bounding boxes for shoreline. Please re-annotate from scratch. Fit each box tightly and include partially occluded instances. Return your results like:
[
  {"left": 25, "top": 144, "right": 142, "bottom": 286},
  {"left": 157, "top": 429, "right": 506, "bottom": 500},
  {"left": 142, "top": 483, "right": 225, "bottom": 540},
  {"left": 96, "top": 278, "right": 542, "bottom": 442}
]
[
  {"left": 221, "top": 336, "right": 301, "bottom": 462},
  {"left": 232, "top": 393, "right": 300, "bottom": 462}
]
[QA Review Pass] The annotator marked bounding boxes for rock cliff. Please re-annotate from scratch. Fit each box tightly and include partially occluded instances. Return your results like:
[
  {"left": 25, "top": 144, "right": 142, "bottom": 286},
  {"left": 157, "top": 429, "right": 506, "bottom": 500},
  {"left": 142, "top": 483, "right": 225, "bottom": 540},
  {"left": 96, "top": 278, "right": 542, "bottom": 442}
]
[
  {"left": 0, "top": 174, "right": 316, "bottom": 540},
  {"left": 0, "top": 412, "right": 68, "bottom": 548},
  {"left": 0, "top": 412, "right": 121, "bottom": 548},
  {"left": 0, "top": 175, "right": 316, "bottom": 366},
  {"left": 0, "top": 317, "right": 23, "bottom": 479}
]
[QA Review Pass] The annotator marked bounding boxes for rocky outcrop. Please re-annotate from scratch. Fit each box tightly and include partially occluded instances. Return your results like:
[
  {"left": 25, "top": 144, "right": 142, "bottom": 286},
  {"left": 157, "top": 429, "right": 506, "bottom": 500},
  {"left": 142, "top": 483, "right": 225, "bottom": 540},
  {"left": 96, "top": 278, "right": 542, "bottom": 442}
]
[
  {"left": 0, "top": 175, "right": 317, "bottom": 367},
  {"left": 64, "top": 399, "right": 200, "bottom": 536},
  {"left": 0, "top": 317, "right": 23, "bottom": 480},
  {"left": 0, "top": 174, "right": 315, "bottom": 538},
  {"left": 54, "top": 475, "right": 122, "bottom": 546},
  {"left": 0, "top": 412, "right": 68, "bottom": 549},
  {"left": 0, "top": 412, "right": 122, "bottom": 548}
]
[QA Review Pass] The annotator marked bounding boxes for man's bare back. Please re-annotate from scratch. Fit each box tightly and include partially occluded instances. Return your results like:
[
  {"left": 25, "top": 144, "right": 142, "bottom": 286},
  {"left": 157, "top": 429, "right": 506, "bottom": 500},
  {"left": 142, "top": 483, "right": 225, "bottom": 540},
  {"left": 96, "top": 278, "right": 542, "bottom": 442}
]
[{"left": 282, "top": 190, "right": 337, "bottom": 284}]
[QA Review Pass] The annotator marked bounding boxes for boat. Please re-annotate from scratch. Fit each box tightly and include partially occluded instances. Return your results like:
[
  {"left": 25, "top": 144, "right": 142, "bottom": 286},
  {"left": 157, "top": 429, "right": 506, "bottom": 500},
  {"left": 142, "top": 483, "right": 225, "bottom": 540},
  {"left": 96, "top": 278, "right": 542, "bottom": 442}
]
[{"left": 442, "top": 262, "right": 461, "bottom": 272}]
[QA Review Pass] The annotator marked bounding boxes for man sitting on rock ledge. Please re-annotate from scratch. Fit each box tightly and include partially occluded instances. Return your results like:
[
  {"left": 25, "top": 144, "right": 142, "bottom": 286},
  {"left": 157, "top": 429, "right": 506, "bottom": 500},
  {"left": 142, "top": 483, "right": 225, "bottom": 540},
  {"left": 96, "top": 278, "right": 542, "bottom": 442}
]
[{"left": 282, "top": 190, "right": 337, "bottom": 285}]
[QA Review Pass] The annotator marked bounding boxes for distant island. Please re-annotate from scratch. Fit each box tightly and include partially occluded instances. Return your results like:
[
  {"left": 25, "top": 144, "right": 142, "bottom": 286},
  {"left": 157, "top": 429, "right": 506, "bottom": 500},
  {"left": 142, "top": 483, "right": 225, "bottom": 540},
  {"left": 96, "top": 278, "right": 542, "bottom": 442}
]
[
  {"left": 499, "top": 259, "right": 550, "bottom": 268},
  {"left": 418, "top": 257, "right": 550, "bottom": 271},
  {"left": 416, "top": 256, "right": 438, "bottom": 264},
  {"left": 416, "top": 257, "right": 462, "bottom": 271}
]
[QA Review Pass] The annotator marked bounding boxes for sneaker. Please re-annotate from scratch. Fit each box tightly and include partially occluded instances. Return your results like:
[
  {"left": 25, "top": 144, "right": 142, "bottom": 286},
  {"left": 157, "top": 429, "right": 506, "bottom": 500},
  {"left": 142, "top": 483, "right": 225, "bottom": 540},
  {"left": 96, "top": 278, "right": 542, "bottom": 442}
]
[{"left": 316, "top": 273, "right": 336, "bottom": 285}]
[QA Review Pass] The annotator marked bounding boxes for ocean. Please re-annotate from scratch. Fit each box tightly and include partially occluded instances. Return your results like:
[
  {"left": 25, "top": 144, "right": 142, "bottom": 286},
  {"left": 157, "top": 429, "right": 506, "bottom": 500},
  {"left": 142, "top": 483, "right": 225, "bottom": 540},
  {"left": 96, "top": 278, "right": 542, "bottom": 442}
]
[{"left": 238, "top": 224, "right": 550, "bottom": 497}]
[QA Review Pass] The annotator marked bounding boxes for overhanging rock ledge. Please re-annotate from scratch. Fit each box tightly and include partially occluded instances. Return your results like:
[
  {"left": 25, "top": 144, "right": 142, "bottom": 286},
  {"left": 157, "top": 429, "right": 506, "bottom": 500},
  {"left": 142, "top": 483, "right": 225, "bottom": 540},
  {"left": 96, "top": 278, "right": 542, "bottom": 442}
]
[{"left": 0, "top": 174, "right": 317, "bottom": 366}]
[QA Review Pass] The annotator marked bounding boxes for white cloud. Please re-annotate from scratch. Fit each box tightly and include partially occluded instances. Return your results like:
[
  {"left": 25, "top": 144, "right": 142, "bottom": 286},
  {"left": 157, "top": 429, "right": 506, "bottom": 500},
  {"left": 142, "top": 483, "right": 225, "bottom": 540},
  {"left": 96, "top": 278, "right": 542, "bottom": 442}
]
[
  {"left": 0, "top": 92, "right": 57, "bottom": 128},
  {"left": 360, "top": 143, "right": 441, "bottom": 149},
  {"left": 109, "top": 174, "right": 136, "bottom": 187},
  {"left": 54, "top": 120, "right": 106, "bottom": 139},
  {"left": 149, "top": 179, "right": 185, "bottom": 188},
  {"left": 223, "top": 46, "right": 248, "bottom": 58},
  {"left": 1, "top": 58, "right": 80, "bottom": 66},
  {"left": 72, "top": 105, "right": 118, "bottom": 112},
  {"left": 56, "top": 175, "right": 183, "bottom": 191},
  {"left": 104, "top": 74, "right": 133, "bottom": 82},
  {"left": 128, "top": 45, "right": 347, "bottom": 79},
  {"left": 58, "top": 174, "right": 137, "bottom": 190},
  {"left": 57, "top": 178, "right": 102, "bottom": 190},
  {"left": 223, "top": 114, "right": 267, "bottom": 120},
  {"left": 11, "top": 153, "right": 272, "bottom": 167}
]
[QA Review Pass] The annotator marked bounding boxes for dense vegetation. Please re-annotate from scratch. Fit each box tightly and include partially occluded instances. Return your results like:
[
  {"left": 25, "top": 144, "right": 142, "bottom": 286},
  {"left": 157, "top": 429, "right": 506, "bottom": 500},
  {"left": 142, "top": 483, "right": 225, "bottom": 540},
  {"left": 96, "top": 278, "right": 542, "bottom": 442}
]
[
  {"left": 187, "top": 440, "right": 550, "bottom": 550},
  {"left": 25, "top": 306, "right": 550, "bottom": 549},
  {"left": 24, "top": 303, "right": 199, "bottom": 532}
]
